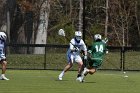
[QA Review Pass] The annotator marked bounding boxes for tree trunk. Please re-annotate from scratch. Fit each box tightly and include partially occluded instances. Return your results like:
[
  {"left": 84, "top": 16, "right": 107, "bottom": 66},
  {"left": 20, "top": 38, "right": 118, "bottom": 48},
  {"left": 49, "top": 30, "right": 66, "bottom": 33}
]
[
  {"left": 135, "top": 1, "right": 140, "bottom": 38},
  {"left": 105, "top": 0, "right": 108, "bottom": 37},
  {"left": 7, "top": 10, "right": 10, "bottom": 42},
  {"left": 34, "top": 0, "right": 50, "bottom": 54},
  {"left": 78, "top": 0, "right": 83, "bottom": 32}
]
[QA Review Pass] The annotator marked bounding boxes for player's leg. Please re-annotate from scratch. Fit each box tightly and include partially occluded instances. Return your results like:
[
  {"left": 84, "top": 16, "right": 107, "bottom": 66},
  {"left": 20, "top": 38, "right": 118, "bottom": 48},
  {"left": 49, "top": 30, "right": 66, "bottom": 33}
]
[
  {"left": 79, "top": 67, "right": 89, "bottom": 82},
  {"left": 79, "top": 68, "right": 96, "bottom": 83},
  {"left": 58, "top": 54, "right": 74, "bottom": 80},
  {"left": 87, "top": 67, "right": 96, "bottom": 75},
  {"left": 79, "top": 59, "right": 94, "bottom": 82},
  {"left": 86, "top": 59, "right": 101, "bottom": 75},
  {"left": 81, "top": 57, "right": 90, "bottom": 77},
  {"left": 82, "top": 58, "right": 93, "bottom": 76},
  {"left": 0, "top": 60, "right": 9, "bottom": 80},
  {"left": 75, "top": 55, "right": 84, "bottom": 80},
  {"left": 1, "top": 60, "right": 7, "bottom": 74},
  {"left": 89, "top": 60, "right": 102, "bottom": 75},
  {"left": 76, "top": 63, "right": 84, "bottom": 78},
  {"left": 77, "top": 61, "right": 83, "bottom": 76},
  {"left": 80, "top": 60, "right": 102, "bottom": 82},
  {"left": 58, "top": 62, "right": 73, "bottom": 80}
]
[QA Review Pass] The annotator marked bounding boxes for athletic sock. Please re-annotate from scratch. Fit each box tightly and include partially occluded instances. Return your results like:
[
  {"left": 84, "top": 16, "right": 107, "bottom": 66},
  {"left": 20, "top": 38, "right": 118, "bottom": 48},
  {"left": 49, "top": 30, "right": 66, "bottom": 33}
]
[
  {"left": 77, "top": 74, "right": 81, "bottom": 78},
  {"left": 1, "top": 74, "right": 5, "bottom": 77},
  {"left": 59, "top": 71, "right": 64, "bottom": 77}
]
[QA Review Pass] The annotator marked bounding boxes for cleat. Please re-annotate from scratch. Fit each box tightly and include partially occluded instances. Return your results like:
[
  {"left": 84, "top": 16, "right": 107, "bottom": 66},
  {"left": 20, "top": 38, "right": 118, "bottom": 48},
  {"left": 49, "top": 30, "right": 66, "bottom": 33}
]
[
  {"left": 78, "top": 77, "right": 84, "bottom": 83},
  {"left": 76, "top": 77, "right": 81, "bottom": 81},
  {"left": 0, "top": 75, "right": 9, "bottom": 80},
  {"left": 58, "top": 75, "right": 62, "bottom": 80},
  {"left": 76, "top": 77, "right": 85, "bottom": 82},
  {"left": 58, "top": 77, "right": 62, "bottom": 80}
]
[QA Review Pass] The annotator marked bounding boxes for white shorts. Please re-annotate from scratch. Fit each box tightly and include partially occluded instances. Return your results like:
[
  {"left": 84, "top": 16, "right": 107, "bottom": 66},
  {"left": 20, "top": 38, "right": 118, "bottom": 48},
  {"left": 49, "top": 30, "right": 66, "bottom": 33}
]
[
  {"left": 67, "top": 53, "right": 82, "bottom": 63},
  {"left": 0, "top": 54, "right": 6, "bottom": 61},
  {"left": 0, "top": 47, "right": 6, "bottom": 61}
]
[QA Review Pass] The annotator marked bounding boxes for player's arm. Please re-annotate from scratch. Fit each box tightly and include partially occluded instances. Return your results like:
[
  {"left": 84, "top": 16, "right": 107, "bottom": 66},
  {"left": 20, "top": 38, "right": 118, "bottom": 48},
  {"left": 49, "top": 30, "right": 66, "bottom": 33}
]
[
  {"left": 87, "top": 49, "right": 94, "bottom": 61},
  {"left": 81, "top": 41, "right": 88, "bottom": 58},
  {"left": 87, "top": 43, "right": 95, "bottom": 58},
  {"left": 81, "top": 43, "right": 88, "bottom": 67}
]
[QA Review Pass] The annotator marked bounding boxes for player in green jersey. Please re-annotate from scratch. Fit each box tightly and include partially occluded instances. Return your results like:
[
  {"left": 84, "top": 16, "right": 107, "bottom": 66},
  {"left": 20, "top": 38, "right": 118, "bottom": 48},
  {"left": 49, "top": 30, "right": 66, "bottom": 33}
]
[{"left": 79, "top": 34, "right": 108, "bottom": 82}]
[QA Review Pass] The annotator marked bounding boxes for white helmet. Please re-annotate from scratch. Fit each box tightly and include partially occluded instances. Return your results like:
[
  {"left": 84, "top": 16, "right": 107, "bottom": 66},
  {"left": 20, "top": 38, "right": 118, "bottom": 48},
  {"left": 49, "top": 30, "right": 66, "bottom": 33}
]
[
  {"left": 94, "top": 34, "right": 102, "bottom": 41},
  {"left": 0, "top": 32, "right": 7, "bottom": 41},
  {"left": 75, "top": 31, "right": 82, "bottom": 41}
]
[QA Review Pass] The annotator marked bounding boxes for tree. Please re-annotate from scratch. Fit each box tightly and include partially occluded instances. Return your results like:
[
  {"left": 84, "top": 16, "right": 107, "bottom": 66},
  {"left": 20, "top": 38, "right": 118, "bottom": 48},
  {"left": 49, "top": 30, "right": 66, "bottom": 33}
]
[
  {"left": 78, "top": 0, "right": 83, "bottom": 32},
  {"left": 0, "top": 0, "right": 7, "bottom": 32},
  {"left": 105, "top": 0, "right": 109, "bottom": 37},
  {"left": 34, "top": 0, "right": 50, "bottom": 54},
  {"left": 108, "top": 0, "right": 138, "bottom": 46}
]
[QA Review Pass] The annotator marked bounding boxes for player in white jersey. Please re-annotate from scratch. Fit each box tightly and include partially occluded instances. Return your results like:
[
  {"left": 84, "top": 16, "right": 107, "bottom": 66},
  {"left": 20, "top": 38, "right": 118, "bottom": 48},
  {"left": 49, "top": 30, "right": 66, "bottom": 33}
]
[
  {"left": 58, "top": 31, "right": 87, "bottom": 80},
  {"left": 0, "top": 32, "right": 9, "bottom": 80}
]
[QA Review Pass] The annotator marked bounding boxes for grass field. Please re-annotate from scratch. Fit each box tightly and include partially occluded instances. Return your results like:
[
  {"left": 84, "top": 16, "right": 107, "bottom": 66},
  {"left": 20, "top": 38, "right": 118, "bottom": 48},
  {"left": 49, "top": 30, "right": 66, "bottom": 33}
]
[{"left": 0, "top": 70, "right": 140, "bottom": 93}]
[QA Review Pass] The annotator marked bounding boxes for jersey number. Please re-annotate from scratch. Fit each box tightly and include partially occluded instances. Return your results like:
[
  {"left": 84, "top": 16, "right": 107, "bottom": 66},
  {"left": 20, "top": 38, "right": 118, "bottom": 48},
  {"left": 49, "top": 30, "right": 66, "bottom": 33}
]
[{"left": 95, "top": 45, "right": 103, "bottom": 52}]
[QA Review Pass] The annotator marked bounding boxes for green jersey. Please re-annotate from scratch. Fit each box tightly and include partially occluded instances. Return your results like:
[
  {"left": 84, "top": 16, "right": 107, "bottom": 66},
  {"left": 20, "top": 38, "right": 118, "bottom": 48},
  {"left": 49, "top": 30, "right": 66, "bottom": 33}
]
[
  {"left": 89, "top": 41, "right": 106, "bottom": 60},
  {"left": 87, "top": 41, "right": 107, "bottom": 68}
]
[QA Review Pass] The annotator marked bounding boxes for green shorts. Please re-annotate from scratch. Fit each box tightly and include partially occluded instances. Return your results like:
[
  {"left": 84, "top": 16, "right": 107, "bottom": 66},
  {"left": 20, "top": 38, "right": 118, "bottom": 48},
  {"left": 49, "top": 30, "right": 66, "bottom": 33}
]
[{"left": 88, "top": 58, "right": 103, "bottom": 69}]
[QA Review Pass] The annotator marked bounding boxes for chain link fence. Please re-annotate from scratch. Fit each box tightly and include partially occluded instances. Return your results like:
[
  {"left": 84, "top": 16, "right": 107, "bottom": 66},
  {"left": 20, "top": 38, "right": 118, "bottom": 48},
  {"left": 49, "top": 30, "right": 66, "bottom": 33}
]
[{"left": 4, "top": 44, "right": 140, "bottom": 71}]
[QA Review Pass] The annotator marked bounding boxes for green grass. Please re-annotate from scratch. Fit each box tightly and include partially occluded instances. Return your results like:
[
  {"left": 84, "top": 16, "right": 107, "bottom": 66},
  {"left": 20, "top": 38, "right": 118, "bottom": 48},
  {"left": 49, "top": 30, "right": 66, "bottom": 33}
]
[{"left": 1, "top": 70, "right": 140, "bottom": 93}]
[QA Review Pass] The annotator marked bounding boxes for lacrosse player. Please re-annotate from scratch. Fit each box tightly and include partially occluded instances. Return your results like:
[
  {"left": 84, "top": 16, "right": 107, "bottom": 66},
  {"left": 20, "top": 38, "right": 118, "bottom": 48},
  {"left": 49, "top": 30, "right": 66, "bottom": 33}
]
[
  {"left": 79, "top": 34, "right": 108, "bottom": 82},
  {"left": 0, "top": 32, "right": 9, "bottom": 80},
  {"left": 58, "top": 31, "right": 87, "bottom": 80}
]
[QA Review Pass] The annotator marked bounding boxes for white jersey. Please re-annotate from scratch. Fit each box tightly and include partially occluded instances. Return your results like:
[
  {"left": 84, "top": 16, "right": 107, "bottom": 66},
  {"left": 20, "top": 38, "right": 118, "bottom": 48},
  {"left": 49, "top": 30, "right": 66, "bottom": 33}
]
[
  {"left": 67, "top": 38, "right": 87, "bottom": 63},
  {"left": 0, "top": 39, "right": 6, "bottom": 60}
]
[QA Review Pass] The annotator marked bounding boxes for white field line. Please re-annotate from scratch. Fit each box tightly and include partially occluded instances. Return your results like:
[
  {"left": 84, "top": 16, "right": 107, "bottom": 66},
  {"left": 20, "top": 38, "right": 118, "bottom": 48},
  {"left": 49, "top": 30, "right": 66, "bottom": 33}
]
[{"left": 103, "top": 73, "right": 129, "bottom": 77}]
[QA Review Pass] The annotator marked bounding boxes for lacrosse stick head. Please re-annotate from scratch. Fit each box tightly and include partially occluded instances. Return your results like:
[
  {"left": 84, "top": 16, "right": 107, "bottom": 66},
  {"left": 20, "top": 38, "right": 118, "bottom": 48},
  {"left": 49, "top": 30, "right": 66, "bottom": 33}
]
[
  {"left": 102, "top": 38, "right": 108, "bottom": 43},
  {"left": 58, "top": 29, "right": 65, "bottom": 36}
]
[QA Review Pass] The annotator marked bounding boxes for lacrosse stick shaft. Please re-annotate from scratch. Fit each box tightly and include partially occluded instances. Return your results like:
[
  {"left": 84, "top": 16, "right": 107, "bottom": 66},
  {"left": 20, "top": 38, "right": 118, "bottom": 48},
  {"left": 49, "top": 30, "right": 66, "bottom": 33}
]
[
  {"left": 65, "top": 36, "right": 79, "bottom": 50},
  {"left": 58, "top": 29, "right": 78, "bottom": 50}
]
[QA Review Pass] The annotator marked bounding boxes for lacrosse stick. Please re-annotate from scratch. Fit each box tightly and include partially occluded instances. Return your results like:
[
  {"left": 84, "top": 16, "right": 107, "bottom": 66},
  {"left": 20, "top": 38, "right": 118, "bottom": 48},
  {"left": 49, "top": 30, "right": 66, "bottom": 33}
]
[
  {"left": 58, "top": 29, "right": 79, "bottom": 50},
  {"left": 102, "top": 37, "right": 109, "bottom": 53},
  {"left": 102, "top": 37, "right": 108, "bottom": 44},
  {"left": 58, "top": 29, "right": 66, "bottom": 37}
]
